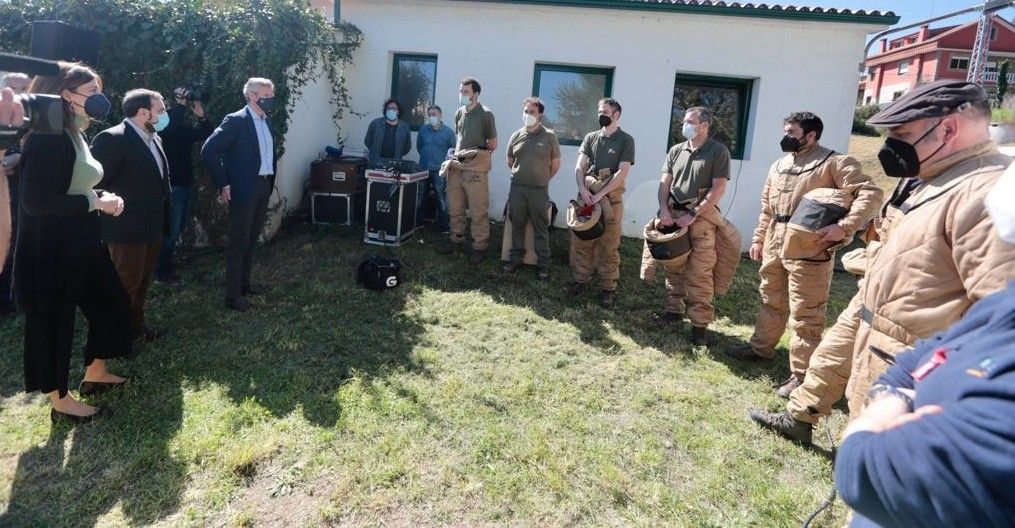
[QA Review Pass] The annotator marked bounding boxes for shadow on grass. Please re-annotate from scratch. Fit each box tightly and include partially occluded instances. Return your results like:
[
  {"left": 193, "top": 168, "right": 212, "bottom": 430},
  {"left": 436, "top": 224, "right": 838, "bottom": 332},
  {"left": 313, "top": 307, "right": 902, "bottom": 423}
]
[
  {"left": 0, "top": 220, "right": 429, "bottom": 524},
  {"left": 397, "top": 222, "right": 855, "bottom": 383}
]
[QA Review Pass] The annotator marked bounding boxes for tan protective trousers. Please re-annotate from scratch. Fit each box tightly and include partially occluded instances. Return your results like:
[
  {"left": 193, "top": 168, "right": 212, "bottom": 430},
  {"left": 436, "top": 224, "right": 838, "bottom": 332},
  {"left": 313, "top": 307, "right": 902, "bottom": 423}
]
[
  {"left": 749, "top": 244, "right": 834, "bottom": 379},
  {"left": 571, "top": 201, "right": 623, "bottom": 291},
  {"left": 644, "top": 209, "right": 721, "bottom": 327},
  {"left": 448, "top": 169, "right": 490, "bottom": 250},
  {"left": 785, "top": 288, "right": 862, "bottom": 424}
]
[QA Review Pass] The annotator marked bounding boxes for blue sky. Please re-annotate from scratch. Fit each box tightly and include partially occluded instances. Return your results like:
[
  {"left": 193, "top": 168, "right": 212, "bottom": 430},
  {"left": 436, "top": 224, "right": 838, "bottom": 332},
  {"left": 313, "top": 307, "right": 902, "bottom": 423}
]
[{"left": 824, "top": 0, "right": 1013, "bottom": 31}]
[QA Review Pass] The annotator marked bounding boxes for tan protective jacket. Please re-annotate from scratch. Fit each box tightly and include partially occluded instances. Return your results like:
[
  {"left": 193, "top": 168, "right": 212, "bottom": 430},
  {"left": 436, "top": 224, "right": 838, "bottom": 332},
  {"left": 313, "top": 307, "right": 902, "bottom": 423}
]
[
  {"left": 753, "top": 145, "right": 883, "bottom": 250},
  {"left": 847, "top": 142, "right": 1015, "bottom": 411}
]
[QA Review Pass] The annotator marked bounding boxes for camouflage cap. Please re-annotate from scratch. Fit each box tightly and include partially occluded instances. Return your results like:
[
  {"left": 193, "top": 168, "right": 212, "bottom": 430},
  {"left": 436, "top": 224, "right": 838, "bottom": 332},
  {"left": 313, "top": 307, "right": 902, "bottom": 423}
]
[{"left": 867, "top": 80, "right": 987, "bottom": 127}]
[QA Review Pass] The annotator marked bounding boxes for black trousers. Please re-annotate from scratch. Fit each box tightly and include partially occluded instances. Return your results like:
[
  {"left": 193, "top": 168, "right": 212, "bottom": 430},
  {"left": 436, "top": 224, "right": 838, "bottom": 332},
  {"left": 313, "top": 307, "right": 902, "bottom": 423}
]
[
  {"left": 23, "top": 243, "right": 133, "bottom": 397},
  {"left": 226, "top": 176, "right": 272, "bottom": 299}
]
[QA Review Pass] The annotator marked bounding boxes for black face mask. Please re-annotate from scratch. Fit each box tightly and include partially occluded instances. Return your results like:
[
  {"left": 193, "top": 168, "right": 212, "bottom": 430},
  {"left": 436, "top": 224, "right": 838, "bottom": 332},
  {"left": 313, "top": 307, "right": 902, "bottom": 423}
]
[
  {"left": 71, "top": 91, "right": 112, "bottom": 119},
  {"left": 598, "top": 114, "right": 612, "bottom": 127},
  {"left": 780, "top": 134, "right": 802, "bottom": 153},
  {"left": 257, "top": 97, "right": 276, "bottom": 114},
  {"left": 878, "top": 120, "right": 947, "bottom": 178}
]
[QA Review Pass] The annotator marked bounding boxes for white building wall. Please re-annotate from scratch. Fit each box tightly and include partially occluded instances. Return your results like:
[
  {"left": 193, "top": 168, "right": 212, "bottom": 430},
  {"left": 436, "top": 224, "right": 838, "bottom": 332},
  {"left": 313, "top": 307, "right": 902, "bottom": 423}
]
[{"left": 281, "top": 0, "right": 888, "bottom": 245}]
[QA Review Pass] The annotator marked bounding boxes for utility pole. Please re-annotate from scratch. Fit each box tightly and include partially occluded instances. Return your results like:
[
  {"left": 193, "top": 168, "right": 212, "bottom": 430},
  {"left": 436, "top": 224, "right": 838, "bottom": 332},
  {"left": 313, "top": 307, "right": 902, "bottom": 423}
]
[{"left": 967, "top": 0, "right": 1011, "bottom": 83}]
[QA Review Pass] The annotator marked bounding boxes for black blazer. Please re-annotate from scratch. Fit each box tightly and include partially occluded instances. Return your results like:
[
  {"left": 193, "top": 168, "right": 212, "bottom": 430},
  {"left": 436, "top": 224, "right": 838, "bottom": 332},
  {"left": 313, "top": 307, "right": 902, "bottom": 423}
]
[
  {"left": 201, "top": 107, "right": 278, "bottom": 205},
  {"left": 91, "top": 120, "right": 172, "bottom": 244},
  {"left": 14, "top": 132, "right": 104, "bottom": 312}
]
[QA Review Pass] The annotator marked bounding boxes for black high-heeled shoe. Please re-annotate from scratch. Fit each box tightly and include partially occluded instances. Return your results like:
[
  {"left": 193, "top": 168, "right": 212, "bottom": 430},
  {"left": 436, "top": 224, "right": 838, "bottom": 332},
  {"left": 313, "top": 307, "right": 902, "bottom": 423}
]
[
  {"left": 79, "top": 378, "right": 130, "bottom": 397},
  {"left": 50, "top": 407, "right": 101, "bottom": 424}
]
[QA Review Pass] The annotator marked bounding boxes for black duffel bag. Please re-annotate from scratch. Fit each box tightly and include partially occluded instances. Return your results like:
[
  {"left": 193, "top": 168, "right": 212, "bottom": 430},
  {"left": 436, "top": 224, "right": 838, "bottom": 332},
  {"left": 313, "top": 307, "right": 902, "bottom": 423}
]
[{"left": 357, "top": 255, "right": 401, "bottom": 290}]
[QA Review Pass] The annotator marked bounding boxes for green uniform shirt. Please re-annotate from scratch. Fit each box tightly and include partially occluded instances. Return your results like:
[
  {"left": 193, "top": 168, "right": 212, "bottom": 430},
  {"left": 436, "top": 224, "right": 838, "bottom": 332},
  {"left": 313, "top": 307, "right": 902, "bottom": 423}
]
[
  {"left": 580, "top": 128, "right": 635, "bottom": 202},
  {"left": 662, "top": 137, "right": 730, "bottom": 204},
  {"left": 580, "top": 128, "right": 635, "bottom": 175},
  {"left": 455, "top": 104, "right": 497, "bottom": 151},
  {"left": 507, "top": 125, "right": 561, "bottom": 187}
]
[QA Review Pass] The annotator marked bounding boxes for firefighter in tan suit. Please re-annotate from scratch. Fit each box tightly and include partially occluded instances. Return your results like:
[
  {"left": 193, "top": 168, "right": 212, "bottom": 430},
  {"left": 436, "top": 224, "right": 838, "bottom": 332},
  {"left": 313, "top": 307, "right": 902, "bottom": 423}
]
[
  {"left": 727, "top": 112, "right": 883, "bottom": 397},
  {"left": 438, "top": 77, "right": 497, "bottom": 265},
  {"left": 651, "top": 107, "right": 732, "bottom": 346},
  {"left": 567, "top": 98, "right": 634, "bottom": 308},
  {"left": 748, "top": 80, "right": 1015, "bottom": 444}
]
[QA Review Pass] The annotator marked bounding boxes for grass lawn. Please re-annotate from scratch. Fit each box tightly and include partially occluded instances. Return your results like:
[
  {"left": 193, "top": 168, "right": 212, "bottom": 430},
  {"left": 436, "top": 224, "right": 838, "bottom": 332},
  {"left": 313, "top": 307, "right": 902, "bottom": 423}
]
[{"left": 0, "top": 137, "right": 885, "bottom": 526}]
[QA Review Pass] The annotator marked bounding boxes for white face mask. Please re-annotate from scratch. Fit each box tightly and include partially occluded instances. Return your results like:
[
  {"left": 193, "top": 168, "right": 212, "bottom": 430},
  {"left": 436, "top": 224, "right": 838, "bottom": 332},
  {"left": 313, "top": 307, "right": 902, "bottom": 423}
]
[
  {"left": 682, "top": 122, "right": 698, "bottom": 140},
  {"left": 459, "top": 94, "right": 471, "bottom": 106},
  {"left": 523, "top": 113, "right": 538, "bottom": 127},
  {"left": 986, "top": 163, "right": 1015, "bottom": 244}
]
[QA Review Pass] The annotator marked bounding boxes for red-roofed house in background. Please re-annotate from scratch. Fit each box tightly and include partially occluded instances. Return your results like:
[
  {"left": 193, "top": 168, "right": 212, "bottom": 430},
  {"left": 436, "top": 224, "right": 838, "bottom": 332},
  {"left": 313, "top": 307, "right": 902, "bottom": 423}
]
[{"left": 860, "top": 15, "right": 1015, "bottom": 106}]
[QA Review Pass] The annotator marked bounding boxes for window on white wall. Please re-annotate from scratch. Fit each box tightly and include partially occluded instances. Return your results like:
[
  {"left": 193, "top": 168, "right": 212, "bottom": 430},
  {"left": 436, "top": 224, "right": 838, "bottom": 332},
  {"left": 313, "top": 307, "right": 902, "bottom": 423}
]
[
  {"left": 532, "top": 63, "right": 614, "bottom": 146},
  {"left": 898, "top": 60, "right": 910, "bottom": 74},
  {"left": 391, "top": 53, "right": 437, "bottom": 131},
  {"left": 669, "top": 73, "right": 754, "bottom": 159}
]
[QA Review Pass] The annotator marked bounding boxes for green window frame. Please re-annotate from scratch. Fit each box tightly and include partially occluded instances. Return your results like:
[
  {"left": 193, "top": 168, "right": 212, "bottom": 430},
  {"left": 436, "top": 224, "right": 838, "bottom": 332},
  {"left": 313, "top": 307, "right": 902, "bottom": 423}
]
[
  {"left": 532, "top": 63, "right": 614, "bottom": 146},
  {"left": 391, "top": 53, "right": 438, "bottom": 131},
  {"left": 668, "top": 73, "right": 754, "bottom": 159}
]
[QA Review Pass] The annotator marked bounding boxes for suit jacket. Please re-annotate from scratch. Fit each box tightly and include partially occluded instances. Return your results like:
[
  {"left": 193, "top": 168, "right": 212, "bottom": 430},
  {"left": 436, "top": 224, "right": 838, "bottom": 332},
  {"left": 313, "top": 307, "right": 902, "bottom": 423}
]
[
  {"left": 91, "top": 120, "right": 172, "bottom": 244},
  {"left": 201, "top": 107, "right": 277, "bottom": 205},
  {"left": 364, "top": 118, "right": 411, "bottom": 168},
  {"left": 15, "top": 132, "right": 104, "bottom": 311}
]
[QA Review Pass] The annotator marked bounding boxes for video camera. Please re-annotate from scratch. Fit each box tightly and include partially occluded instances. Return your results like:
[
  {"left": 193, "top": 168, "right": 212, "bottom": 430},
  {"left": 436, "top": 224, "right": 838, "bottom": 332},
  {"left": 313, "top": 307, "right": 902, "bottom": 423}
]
[
  {"left": 0, "top": 52, "right": 64, "bottom": 150},
  {"left": 175, "top": 82, "right": 208, "bottom": 104}
]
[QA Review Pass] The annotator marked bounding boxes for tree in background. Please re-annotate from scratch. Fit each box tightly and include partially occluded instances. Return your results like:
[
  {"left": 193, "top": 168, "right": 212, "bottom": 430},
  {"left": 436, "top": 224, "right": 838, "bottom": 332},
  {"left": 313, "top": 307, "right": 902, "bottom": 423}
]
[
  {"left": 997, "top": 60, "right": 1010, "bottom": 108},
  {"left": 0, "top": 0, "right": 362, "bottom": 245}
]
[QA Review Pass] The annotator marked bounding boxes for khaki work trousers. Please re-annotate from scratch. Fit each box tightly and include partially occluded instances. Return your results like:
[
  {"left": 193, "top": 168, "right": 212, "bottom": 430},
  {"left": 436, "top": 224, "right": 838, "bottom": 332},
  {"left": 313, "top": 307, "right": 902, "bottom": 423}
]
[
  {"left": 785, "top": 289, "right": 863, "bottom": 424},
  {"left": 571, "top": 201, "right": 623, "bottom": 291},
  {"left": 749, "top": 247, "right": 834, "bottom": 380},
  {"left": 108, "top": 239, "right": 162, "bottom": 333},
  {"left": 656, "top": 210, "right": 721, "bottom": 327},
  {"left": 448, "top": 169, "right": 490, "bottom": 251}
]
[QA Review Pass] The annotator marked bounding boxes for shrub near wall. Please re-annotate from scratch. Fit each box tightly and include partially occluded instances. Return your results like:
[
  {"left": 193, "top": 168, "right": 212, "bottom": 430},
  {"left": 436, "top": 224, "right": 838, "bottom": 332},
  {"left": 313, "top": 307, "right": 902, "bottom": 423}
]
[
  {"left": 852, "top": 104, "right": 881, "bottom": 136},
  {"left": 0, "top": 0, "right": 362, "bottom": 245}
]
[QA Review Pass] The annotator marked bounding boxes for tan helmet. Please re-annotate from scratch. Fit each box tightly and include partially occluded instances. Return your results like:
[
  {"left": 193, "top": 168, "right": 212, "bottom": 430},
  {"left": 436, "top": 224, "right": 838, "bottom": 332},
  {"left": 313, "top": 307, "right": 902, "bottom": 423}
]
[
  {"left": 780, "top": 187, "right": 854, "bottom": 260},
  {"left": 644, "top": 219, "right": 691, "bottom": 261},
  {"left": 567, "top": 200, "right": 605, "bottom": 240}
]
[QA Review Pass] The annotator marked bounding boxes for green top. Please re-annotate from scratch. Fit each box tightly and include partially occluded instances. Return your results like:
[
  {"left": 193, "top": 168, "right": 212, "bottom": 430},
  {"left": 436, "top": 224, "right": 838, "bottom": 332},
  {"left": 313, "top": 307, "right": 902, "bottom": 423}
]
[
  {"left": 507, "top": 125, "right": 561, "bottom": 187},
  {"left": 455, "top": 104, "right": 497, "bottom": 151},
  {"left": 67, "top": 130, "right": 102, "bottom": 211},
  {"left": 580, "top": 127, "right": 635, "bottom": 174},
  {"left": 662, "top": 137, "right": 730, "bottom": 204}
]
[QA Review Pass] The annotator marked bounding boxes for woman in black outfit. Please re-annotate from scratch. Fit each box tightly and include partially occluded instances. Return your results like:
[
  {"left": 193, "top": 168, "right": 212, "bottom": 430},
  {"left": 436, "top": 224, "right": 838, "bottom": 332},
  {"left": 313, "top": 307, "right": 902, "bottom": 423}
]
[{"left": 16, "top": 62, "right": 133, "bottom": 423}]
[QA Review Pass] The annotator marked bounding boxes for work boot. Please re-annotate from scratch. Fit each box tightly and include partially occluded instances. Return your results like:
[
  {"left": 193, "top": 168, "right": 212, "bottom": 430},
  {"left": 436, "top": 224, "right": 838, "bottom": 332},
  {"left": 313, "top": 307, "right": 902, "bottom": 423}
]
[
  {"left": 690, "top": 326, "right": 712, "bottom": 346},
  {"left": 502, "top": 262, "right": 520, "bottom": 274},
  {"left": 726, "top": 344, "right": 768, "bottom": 361},
  {"left": 775, "top": 375, "right": 803, "bottom": 399},
  {"left": 599, "top": 290, "right": 616, "bottom": 308},
  {"left": 566, "top": 281, "right": 585, "bottom": 295},
  {"left": 748, "top": 408, "right": 813, "bottom": 445},
  {"left": 436, "top": 241, "right": 464, "bottom": 255},
  {"left": 469, "top": 249, "right": 486, "bottom": 265}
]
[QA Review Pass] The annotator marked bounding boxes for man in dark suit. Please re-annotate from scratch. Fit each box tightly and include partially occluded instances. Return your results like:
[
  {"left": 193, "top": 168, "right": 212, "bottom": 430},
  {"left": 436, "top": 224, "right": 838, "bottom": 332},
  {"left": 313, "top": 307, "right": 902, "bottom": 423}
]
[
  {"left": 91, "top": 88, "right": 172, "bottom": 341},
  {"left": 201, "top": 77, "right": 276, "bottom": 312}
]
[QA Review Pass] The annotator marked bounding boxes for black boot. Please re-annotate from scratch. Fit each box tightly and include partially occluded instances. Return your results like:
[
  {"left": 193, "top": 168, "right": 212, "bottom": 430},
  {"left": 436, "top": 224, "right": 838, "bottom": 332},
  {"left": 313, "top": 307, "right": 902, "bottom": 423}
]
[
  {"left": 690, "top": 326, "right": 712, "bottom": 346},
  {"left": 748, "top": 408, "right": 813, "bottom": 445}
]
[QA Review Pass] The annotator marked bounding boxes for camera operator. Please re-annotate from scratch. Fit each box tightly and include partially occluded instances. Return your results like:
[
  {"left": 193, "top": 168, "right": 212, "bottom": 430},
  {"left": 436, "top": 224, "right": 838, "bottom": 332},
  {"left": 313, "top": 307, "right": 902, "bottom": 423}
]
[
  {"left": 0, "top": 72, "right": 30, "bottom": 316},
  {"left": 16, "top": 61, "right": 132, "bottom": 423},
  {"left": 155, "top": 84, "right": 213, "bottom": 284}
]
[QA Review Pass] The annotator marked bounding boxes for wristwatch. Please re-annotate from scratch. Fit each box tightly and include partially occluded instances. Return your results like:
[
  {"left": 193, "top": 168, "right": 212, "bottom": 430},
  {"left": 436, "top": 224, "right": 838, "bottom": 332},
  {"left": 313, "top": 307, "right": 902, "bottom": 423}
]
[{"left": 867, "top": 383, "right": 914, "bottom": 411}]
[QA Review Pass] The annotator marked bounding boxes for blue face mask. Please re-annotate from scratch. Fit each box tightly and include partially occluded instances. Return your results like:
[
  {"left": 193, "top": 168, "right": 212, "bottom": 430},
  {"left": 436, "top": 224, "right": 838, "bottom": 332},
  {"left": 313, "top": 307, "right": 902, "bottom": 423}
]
[
  {"left": 459, "top": 94, "right": 471, "bottom": 106},
  {"left": 385, "top": 109, "right": 398, "bottom": 121},
  {"left": 428, "top": 115, "right": 440, "bottom": 126},
  {"left": 154, "top": 112, "right": 170, "bottom": 132}
]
